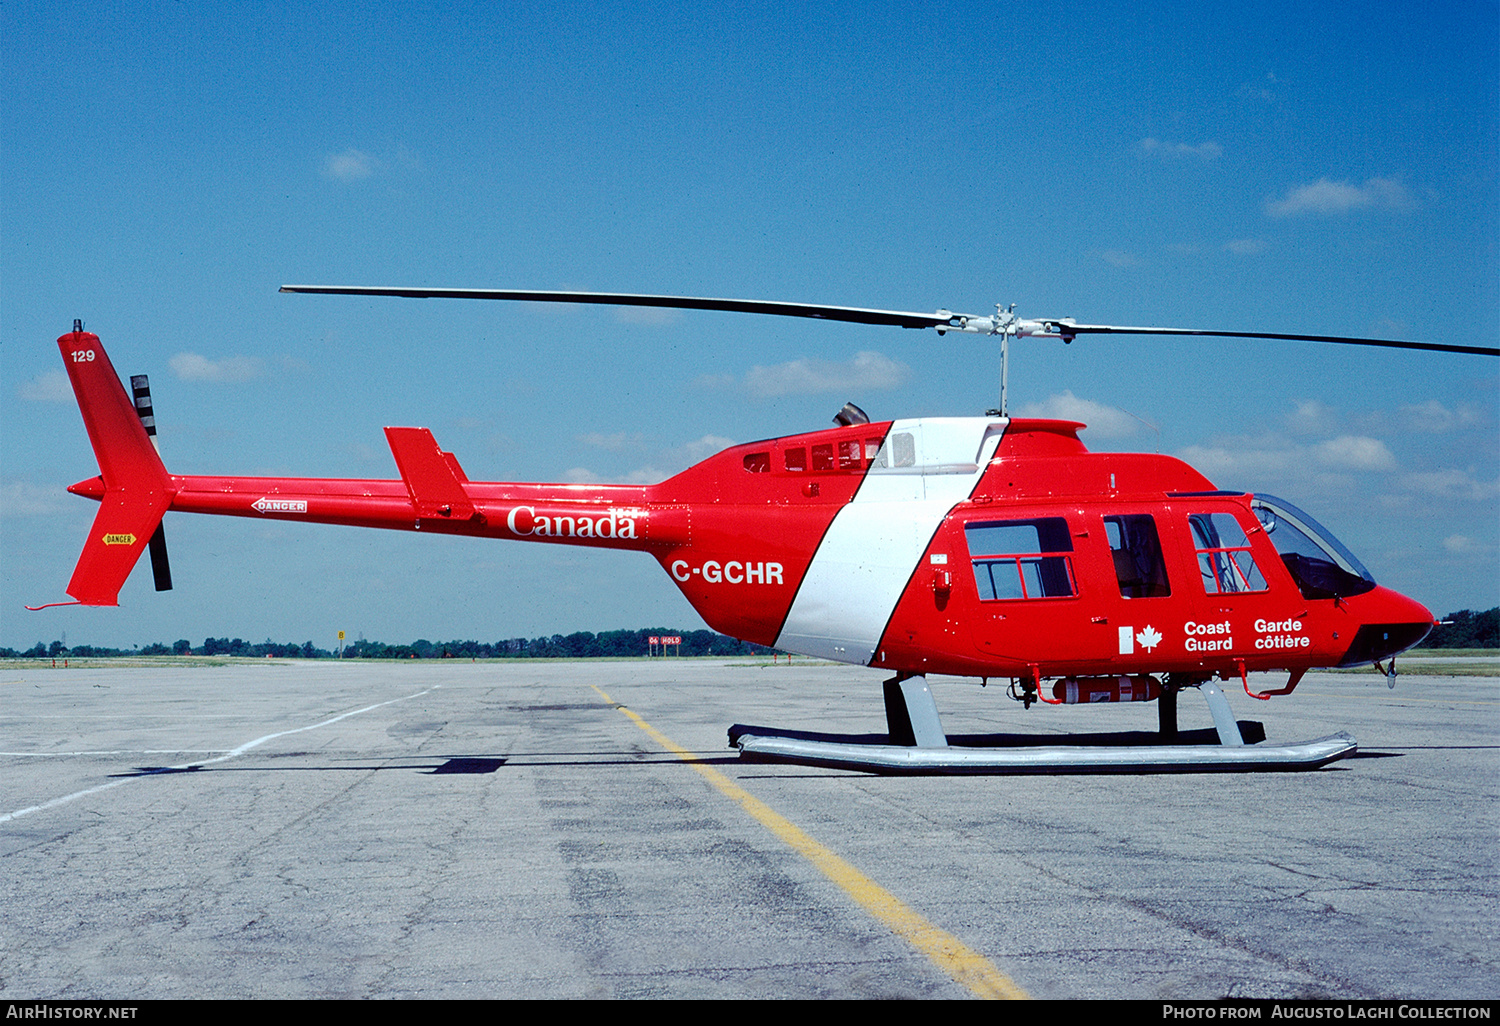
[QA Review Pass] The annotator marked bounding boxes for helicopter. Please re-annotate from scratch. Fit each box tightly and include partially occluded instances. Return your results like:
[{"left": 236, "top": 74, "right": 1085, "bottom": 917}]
[{"left": 37, "top": 288, "right": 1498, "bottom": 772}]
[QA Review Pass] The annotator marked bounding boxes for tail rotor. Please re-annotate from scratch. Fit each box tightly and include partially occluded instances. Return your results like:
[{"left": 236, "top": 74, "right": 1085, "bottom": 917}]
[{"left": 130, "top": 373, "right": 173, "bottom": 592}]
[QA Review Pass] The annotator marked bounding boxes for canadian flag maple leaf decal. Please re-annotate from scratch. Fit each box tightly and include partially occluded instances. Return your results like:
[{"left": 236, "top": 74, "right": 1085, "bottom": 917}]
[{"left": 1136, "top": 626, "right": 1163, "bottom": 651}]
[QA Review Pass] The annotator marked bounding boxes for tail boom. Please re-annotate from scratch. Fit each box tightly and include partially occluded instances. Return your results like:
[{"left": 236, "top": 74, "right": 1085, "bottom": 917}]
[{"left": 159, "top": 474, "right": 683, "bottom": 548}]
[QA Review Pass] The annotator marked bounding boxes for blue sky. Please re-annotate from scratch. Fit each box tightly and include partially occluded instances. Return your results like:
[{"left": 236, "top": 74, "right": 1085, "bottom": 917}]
[{"left": 4, "top": 1, "right": 1497, "bottom": 650}]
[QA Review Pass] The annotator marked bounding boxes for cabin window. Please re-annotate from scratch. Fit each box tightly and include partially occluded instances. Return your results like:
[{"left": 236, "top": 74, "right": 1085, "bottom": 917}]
[
  {"left": 742, "top": 452, "right": 770, "bottom": 473},
  {"left": 965, "top": 517, "right": 1076, "bottom": 601},
  {"left": 890, "top": 432, "right": 915, "bottom": 467},
  {"left": 1251, "top": 494, "right": 1377, "bottom": 600},
  {"left": 873, "top": 431, "right": 915, "bottom": 469},
  {"left": 865, "top": 438, "right": 883, "bottom": 466},
  {"left": 811, "top": 443, "right": 835, "bottom": 471},
  {"left": 1188, "top": 512, "right": 1267, "bottom": 594},
  {"left": 838, "top": 439, "right": 862, "bottom": 470},
  {"left": 1105, "top": 514, "right": 1170, "bottom": 598},
  {"left": 784, "top": 447, "right": 806, "bottom": 472}
]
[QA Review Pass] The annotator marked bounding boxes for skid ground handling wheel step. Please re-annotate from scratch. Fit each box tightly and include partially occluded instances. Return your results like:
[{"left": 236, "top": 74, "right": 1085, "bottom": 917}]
[{"left": 728, "top": 676, "right": 1357, "bottom": 774}]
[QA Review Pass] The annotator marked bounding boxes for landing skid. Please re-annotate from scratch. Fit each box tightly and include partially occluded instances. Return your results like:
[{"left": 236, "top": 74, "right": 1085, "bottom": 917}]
[{"left": 729, "top": 676, "right": 1356, "bottom": 774}]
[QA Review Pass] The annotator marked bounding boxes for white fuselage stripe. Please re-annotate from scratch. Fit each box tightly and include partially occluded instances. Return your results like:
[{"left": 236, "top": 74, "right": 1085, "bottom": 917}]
[{"left": 774, "top": 418, "right": 1006, "bottom": 664}]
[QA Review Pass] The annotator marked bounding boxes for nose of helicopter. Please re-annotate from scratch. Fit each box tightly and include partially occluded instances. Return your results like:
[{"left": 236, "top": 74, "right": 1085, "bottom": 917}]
[{"left": 1336, "top": 586, "right": 1436, "bottom": 667}]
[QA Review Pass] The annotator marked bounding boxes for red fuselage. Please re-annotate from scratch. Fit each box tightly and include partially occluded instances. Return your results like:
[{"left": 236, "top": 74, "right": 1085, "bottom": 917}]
[{"left": 58, "top": 329, "right": 1433, "bottom": 684}]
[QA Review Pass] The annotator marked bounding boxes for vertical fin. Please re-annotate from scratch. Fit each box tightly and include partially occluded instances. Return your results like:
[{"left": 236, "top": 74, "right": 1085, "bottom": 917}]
[
  {"left": 60, "top": 330, "right": 169, "bottom": 491},
  {"left": 52, "top": 328, "right": 175, "bottom": 606}
]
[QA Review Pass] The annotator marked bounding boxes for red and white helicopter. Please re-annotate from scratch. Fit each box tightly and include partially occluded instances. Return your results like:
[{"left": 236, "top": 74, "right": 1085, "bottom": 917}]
[{"left": 39, "top": 288, "right": 1498, "bottom": 772}]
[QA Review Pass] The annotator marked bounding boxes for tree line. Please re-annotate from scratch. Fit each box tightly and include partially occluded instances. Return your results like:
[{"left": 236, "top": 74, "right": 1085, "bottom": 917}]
[
  {"left": 1424, "top": 608, "right": 1498, "bottom": 648},
  {"left": 4, "top": 608, "right": 1493, "bottom": 661},
  {"left": 1, "top": 628, "right": 778, "bottom": 660}
]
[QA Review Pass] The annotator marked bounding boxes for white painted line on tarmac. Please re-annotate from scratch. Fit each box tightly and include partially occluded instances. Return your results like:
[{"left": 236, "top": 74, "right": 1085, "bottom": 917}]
[
  {"left": 0, "top": 750, "right": 228, "bottom": 757},
  {"left": 0, "top": 686, "right": 439, "bottom": 825}
]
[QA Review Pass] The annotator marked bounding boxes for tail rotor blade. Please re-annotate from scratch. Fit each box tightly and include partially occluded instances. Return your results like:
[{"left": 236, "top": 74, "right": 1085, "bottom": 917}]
[
  {"left": 148, "top": 522, "right": 172, "bottom": 592},
  {"left": 132, "top": 373, "right": 172, "bottom": 591}
]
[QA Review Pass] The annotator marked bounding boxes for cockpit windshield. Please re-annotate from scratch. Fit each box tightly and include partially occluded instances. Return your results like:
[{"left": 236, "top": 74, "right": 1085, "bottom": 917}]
[{"left": 1251, "top": 494, "right": 1377, "bottom": 600}]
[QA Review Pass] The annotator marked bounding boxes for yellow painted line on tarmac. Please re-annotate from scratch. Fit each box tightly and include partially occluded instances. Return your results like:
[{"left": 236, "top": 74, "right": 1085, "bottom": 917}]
[{"left": 592, "top": 684, "right": 1028, "bottom": 1000}]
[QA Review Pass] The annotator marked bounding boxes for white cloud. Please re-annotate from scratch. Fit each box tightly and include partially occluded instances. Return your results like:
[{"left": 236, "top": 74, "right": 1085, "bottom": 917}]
[
  {"left": 1367, "top": 317, "right": 1409, "bottom": 339},
  {"left": 563, "top": 434, "right": 735, "bottom": 486},
  {"left": 338, "top": 442, "right": 386, "bottom": 466},
  {"left": 692, "top": 372, "right": 738, "bottom": 390},
  {"left": 1238, "top": 72, "right": 1277, "bottom": 101},
  {"left": 1285, "top": 399, "right": 1339, "bottom": 437},
  {"left": 0, "top": 480, "right": 70, "bottom": 516},
  {"left": 1177, "top": 428, "right": 1398, "bottom": 495},
  {"left": 1397, "top": 399, "right": 1484, "bottom": 433},
  {"left": 1400, "top": 469, "right": 1500, "bottom": 501},
  {"left": 1014, "top": 391, "right": 1143, "bottom": 439},
  {"left": 17, "top": 370, "right": 71, "bottom": 402},
  {"left": 1223, "top": 238, "right": 1267, "bottom": 255},
  {"left": 1265, "top": 175, "right": 1415, "bottom": 217},
  {"left": 1139, "top": 138, "right": 1222, "bottom": 159},
  {"left": 564, "top": 464, "right": 672, "bottom": 485},
  {"left": 322, "top": 148, "right": 378, "bottom": 181},
  {"left": 614, "top": 306, "right": 681, "bottom": 325},
  {"left": 1177, "top": 436, "right": 1306, "bottom": 482},
  {"left": 1313, "top": 435, "right": 1397, "bottom": 471},
  {"left": 682, "top": 434, "right": 735, "bottom": 461},
  {"left": 1100, "top": 250, "right": 1139, "bottom": 268},
  {"left": 169, "top": 352, "right": 261, "bottom": 382},
  {"left": 578, "top": 431, "right": 644, "bottom": 451},
  {"left": 742, "top": 350, "right": 909, "bottom": 397}
]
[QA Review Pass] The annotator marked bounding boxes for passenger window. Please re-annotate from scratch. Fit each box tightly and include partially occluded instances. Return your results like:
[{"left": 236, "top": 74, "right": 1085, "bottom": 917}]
[
  {"left": 1188, "top": 512, "right": 1267, "bottom": 594},
  {"left": 891, "top": 432, "right": 915, "bottom": 467},
  {"left": 811, "top": 443, "right": 835, "bottom": 471},
  {"left": 838, "top": 439, "right": 862, "bottom": 470},
  {"left": 784, "top": 447, "right": 806, "bottom": 472},
  {"left": 965, "top": 517, "right": 1076, "bottom": 601},
  {"left": 874, "top": 431, "right": 915, "bottom": 469},
  {"left": 865, "top": 438, "right": 883, "bottom": 466},
  {"left": 1104, "top": 514, "right": 1170, "bottom": 597},
  {"left": 742, "top": 452, "right": 770, "bottom": 473}
]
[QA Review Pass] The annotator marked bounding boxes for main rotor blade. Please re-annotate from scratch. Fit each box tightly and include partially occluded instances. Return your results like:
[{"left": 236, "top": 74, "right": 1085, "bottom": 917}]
[
  {"left": 279, "top": 285, "right": 953, "bottom": 330},
  {"left": 1044, "top": 322, "right": 1498, "bottom": 358},
  {"left": 279, "top": 285, "right": 1499, "bottom": 357}
]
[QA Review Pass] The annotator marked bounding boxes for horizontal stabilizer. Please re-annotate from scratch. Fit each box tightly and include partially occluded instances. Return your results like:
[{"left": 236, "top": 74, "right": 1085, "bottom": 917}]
[
  {"left": 66, "top": 489, "right": 173, "bottom": 605},
  {"left": 384, "top": 427, "right": 480, "bottom": 522}
]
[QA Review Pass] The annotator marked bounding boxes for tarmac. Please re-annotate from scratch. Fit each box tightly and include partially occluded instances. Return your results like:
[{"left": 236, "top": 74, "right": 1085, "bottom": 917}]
[{"left": 1, "top": 658, "right": 1495, "bottom": 999}]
